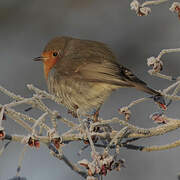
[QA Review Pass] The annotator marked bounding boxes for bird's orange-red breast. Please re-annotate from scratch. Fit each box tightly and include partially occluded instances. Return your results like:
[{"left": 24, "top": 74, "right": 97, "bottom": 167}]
[{"left": 34, "top": 36, "right": 166, "bottom": 117}]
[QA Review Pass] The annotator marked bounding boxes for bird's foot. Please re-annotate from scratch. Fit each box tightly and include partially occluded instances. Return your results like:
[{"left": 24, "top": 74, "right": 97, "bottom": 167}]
[
  {"left": 81, "top": 109, "right": 101, "bottom": 145},
  {"left": 67, "top": 105, "right": 79, "bottom": 118},
  {"left": 67, "top": 109, "right": 78, "bottom": 118},
  {"left": 93, "top": 109, "right": 100, "bottom": 122},
  {"left": 82, "top": 119, "right": 99, "bottom": 145},
  {"left": 87, "top": 108, "right": 100, "bottom": 123}
]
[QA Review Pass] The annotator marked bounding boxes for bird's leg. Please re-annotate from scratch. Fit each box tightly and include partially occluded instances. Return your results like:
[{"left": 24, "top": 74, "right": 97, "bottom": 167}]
[
  {"left": 67, "top": 109, "right": 78, "bottom": 118},
  {"left": 89, "top": 107, "right": 100, "bottom": 123},
  {"left": 76, "top": 108, "right": 101, "bottom": 145},
  {"left": 67, "top": 105, "right": 79, "bottom": 118},
  {"left": 93, "top": 108, "right": 100, "bottom": 123}
]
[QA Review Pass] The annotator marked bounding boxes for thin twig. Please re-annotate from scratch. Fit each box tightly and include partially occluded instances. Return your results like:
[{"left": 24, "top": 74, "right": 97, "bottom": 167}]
[
  {"left": 157, "top": 48, "right": 180, "bottom": 60},
  {"left": 0, "top": 106, "right": 4, "bottom": 127},
  {"left": 148, "top": 70, "right": 176, "bottom": 81},
  {"left": 60, "top": 154, "right": 87, "bottom": 178},
  {"left": 163, "top": 81, "right": 180, "bottom": 93},
  {"left": 127, "top": 97, "right": 150, "bottom": 109},
  {"left": 105, "top": 127, "right": 129, "bottom": 152},
  {"left": 16, "top": 145, "right": 28, "bottom": 176},
  {"left": 142, "top": 0, "right": 168, "bottom": 7},
  {"left": 32, "top": 112, "right": 48, "bottom": 135}
]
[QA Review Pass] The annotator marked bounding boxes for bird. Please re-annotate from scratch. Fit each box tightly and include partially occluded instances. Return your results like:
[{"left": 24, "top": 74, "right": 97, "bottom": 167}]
[{"left": 33, "top": 36, "right": 166, "bottom": 120}]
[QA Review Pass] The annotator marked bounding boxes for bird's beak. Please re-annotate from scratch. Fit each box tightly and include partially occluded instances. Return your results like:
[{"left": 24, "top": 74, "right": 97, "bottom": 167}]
[{"left": 33, "top": 56, "right": 44, "bottom": 61}]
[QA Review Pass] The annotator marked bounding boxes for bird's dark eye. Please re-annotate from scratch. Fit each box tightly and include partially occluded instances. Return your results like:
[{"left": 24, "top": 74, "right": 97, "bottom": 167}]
[{"left": 53, "top": 52, "right": 58, "bottom": 57}]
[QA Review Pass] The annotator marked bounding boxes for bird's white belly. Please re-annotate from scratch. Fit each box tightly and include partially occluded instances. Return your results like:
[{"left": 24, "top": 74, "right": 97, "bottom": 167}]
[{"left": 47, "top": 74, "right": 118, "bottom": 113}]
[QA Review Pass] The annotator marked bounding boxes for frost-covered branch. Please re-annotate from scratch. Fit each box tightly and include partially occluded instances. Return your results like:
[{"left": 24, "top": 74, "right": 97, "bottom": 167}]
[
  {"left": 0, "top": 47, "right": 180, "bottom": 180},
  {"left": 130, "top": 0, "right": 180, "bottom": 20}
]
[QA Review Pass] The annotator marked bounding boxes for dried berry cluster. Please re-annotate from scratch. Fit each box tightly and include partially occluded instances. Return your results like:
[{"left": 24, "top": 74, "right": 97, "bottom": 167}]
[
  {"left": 130, "top": 0, "right": 180, "bottom": 20},
  {"left": 79, "top": 152, "right": 125, "bottom": 179}
]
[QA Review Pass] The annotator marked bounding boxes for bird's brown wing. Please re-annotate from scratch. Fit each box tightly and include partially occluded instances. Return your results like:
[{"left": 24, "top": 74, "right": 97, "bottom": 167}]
[
  {"left": 54, "top": 55, "right": 147, "bottom": 88},
  {"left": 119, "top": 65, "right": 147, "bottom": 86},
  {"left": 53, "top": 37, "right": 154, "bottom": 90}
]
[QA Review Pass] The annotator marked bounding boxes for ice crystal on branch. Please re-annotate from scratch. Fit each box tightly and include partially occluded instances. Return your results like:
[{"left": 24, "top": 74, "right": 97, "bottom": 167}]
[
  {"left": 130, "top": 0, "right": 151, "bottom": 16},
  {"left": 130, "top": 0, "right": 180, "bottom": 21},
  {"left": 147, "top": 57, "right": 163, "bottom": 73},
  {"left": 170, "top": 2, "right": 180, "bottom": 19}
]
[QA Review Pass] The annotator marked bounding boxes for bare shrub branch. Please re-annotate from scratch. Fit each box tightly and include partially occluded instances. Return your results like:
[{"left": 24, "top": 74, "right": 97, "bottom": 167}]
[{"left": 1, "top": 50, "right": 180, "bottom": 178}]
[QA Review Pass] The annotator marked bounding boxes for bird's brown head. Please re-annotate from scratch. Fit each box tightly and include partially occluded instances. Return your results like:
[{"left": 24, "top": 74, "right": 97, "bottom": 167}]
[{"left": 33, "top": 37, "right": 70, "bottom": 79}]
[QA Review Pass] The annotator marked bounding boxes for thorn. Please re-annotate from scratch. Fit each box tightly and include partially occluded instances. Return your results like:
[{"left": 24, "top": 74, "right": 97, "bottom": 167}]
[{"left": 24, "top": 107, "right": 33, "bottom": 112}]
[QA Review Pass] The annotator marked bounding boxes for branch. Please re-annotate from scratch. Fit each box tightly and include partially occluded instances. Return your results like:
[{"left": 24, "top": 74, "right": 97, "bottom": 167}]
[{"left": 0, "top": 45, "right": 180, "bottom": 179}]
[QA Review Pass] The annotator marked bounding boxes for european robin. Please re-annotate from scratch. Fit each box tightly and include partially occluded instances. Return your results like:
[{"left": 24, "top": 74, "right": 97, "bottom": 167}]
[{"left": 33, "top": 36, "right": 166, "bottom": 119}]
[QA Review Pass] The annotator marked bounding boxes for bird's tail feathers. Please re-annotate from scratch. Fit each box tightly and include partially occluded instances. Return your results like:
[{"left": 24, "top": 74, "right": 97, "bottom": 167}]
[{"left": 136, "top": 85, "right": 160, "bottom": 96}]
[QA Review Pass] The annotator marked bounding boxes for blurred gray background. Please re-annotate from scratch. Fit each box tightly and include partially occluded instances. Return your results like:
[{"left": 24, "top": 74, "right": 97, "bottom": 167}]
[{"left": 0, "top": 0, "right": 180, "bottom": 179}]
